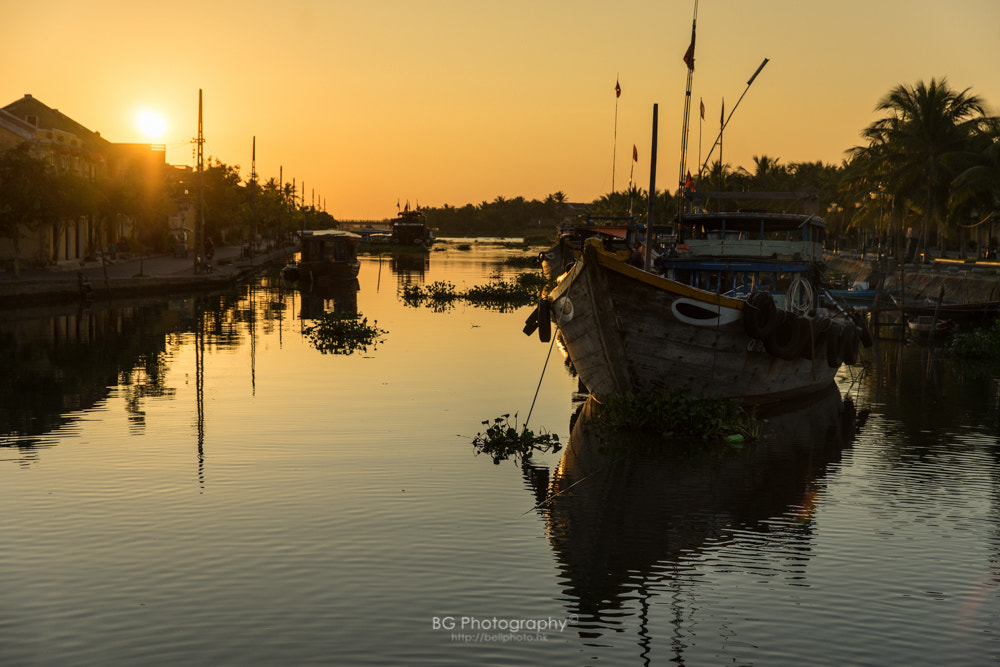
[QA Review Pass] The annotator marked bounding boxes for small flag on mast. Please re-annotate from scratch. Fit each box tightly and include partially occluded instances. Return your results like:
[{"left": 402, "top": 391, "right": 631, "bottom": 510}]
[
  {"left": 683, "top": 27, "right": 696, "bottom": 71},
  {"left": 615, "top": 80, "right": 621, "bottom": 97},
  {"left": 700, "top": 99, "right": 705, "bottom": 120},
  {"left": 632, "top": 145, "right": 638, "bottom": 162}
]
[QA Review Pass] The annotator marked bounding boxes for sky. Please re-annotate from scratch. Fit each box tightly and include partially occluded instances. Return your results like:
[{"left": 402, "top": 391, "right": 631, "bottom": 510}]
[{"left": 4, "top": 0, "right": 1000, "bottom": 221}]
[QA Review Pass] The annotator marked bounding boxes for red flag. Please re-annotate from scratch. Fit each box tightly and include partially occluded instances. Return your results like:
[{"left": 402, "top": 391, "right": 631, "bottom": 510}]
[
  {"left": 615, "top": 80, "right": 621, "bottom": 98},
  {"left": 685, "top": 171, "right": 694, "bottom": 190},
  {"left": 683, "top": 27, "right": 696, "bottom": 71},
  {"left": 632, "top": 145, "right": 638, "bottom": 162},
  {"left": 700, "top": 98, "right": 705, "bottom": 120}
]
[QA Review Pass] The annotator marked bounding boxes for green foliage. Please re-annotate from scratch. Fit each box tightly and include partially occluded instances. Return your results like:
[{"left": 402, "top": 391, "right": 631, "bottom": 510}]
[
  {"left": 947, "top": 318, "right": 1000, "bottom": 358},
  {"left": 301, "top": 311, "right": 387, "bottom": 355},
  {"left": 598, "top": 389, "right": 761, "bottom": 442},
  {"left": 401, "top": 280, "right": 458, "bottom": 311},
  {"left": 401, "top": 272, "right": 543, "bottom": 312},
  {"left": 472, "top": 413, "right": 561, "bottom": 465}
]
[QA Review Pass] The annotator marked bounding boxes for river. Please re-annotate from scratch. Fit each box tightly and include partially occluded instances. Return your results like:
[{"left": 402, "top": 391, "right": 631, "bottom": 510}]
[{"left": 1, "top": 242, "right": 998, "bottom": 666}]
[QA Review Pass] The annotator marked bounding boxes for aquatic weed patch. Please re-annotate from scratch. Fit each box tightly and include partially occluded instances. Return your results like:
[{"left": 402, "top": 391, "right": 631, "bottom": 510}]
[
  {"left": 301, "top": 312, "right": 388, "bottom": 355},
  {"left": 598, "top": 389, "right": 760, "bottom": 442},
  {"left": 472, "top": 413, "right": 561, "bottom": 465},
  {"left": 947, "top": 318, "right": 1000, "bottom": 358},
  {"left": 401, "top": 272, "right": 543, "bottom": 312}
]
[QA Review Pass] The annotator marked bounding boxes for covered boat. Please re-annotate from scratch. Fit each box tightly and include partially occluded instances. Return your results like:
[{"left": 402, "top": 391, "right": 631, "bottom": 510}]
[{"left": 281, "top": 229, "right": 361, "bottom": 285}]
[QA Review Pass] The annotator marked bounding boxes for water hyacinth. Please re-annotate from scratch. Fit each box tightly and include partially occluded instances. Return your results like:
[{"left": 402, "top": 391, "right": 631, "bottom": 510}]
[
  {"left": 301, "top": 311, "right": 388, "bottom": 355},
  {"left": 472, "top": 413, "right": 561, "bottom": 465},
  {"left": 402, "top": 271, "right": 544, "bottom": 312}
]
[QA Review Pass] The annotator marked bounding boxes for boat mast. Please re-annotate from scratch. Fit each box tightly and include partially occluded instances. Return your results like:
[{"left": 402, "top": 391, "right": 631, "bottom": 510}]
[
  {"left": 678, "top": 0, "right": 698, "bottom": 194},
  {"left": 645, "top": 104, "right": 658, "bottom": 271},
  {"left": 698, "top": 58, "right": 769, "bottom": 178}
]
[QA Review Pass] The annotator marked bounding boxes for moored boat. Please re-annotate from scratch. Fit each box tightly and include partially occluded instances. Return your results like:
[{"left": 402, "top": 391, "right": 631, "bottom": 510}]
[
  {"left": 281, "top": 229, "right": 361, "bottom": 286},
  {"left": 527, "top": 235, "right": 869, "bottom": 405},
  {"left": 906, "top": 315, "right": 956, "bottom": 338},
  {"left": 392, "top": 205, "right": 434, "bottom": 247}
]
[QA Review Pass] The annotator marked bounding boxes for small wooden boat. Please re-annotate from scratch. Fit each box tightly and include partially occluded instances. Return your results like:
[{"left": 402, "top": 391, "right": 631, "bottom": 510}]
[
  {"left": 539, "top": 216, "right": 644, "bottom": 280},
  {"left": 906, "top": 315, "right": 955, "bottom": 337},
  {"left": 281, "top": 229, "right": 361, "bottom": 285}
]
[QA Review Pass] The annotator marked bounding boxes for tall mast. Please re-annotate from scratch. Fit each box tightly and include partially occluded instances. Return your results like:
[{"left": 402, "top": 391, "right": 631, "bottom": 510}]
[
  {"left": 195, "top": 88, "right": 205, "bottom": 272},
  {"left": 678, "top": 0, "right": 698, "bottom": 192}
]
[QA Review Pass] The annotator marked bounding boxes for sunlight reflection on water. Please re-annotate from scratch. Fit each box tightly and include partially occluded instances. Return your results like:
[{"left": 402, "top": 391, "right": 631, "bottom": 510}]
[{"left": 1, "top": 244, "right": 999, "bottom": 665}]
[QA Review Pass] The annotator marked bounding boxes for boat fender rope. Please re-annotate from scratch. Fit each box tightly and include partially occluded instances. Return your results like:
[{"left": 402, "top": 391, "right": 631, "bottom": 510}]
[{"left": 787, "top": 277, "right": 814, "bottom": 316}]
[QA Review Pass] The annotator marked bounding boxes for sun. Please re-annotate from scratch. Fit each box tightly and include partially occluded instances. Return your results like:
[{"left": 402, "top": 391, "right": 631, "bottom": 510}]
[{"left": 135, "top": 109, "right": 167, "bottom": 140}]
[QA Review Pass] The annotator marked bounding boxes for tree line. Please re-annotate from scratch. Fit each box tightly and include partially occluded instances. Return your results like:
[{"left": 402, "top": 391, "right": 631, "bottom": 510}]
[{"left": 2, "top": 78, "right": 998, "bottom": 268}]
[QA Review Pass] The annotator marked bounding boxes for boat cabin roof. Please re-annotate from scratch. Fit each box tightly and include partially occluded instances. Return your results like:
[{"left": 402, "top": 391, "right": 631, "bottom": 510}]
[
  {"left": 299, "top": 229, "right": 362, "bottom": 240},
  {"left": 677, "top": 212, "right": 826, "bottom": 233}
]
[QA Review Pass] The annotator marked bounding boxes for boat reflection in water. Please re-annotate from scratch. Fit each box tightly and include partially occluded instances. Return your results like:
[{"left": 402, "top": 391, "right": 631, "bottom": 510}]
[
  {"left": 296, "top": 279, "right": 360, "bottom": 320},
  {"left": 539, "top": 384, "right": 864, "bottom": 652}
]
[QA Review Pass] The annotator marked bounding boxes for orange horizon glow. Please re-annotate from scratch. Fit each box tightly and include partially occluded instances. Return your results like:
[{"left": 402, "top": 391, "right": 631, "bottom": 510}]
[{"left": 5, "top": 0, "right": 1000, "bottom": 220}]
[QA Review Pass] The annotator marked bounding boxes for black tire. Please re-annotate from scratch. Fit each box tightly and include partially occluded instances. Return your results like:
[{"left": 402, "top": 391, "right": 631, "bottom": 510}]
[
  {"left": 763, "top": 311, "right": 805, "bottom": 360},
  {"left": 826, "top": 322, "right": 846, "bottom": 368},
  {"left": 522, "top": 307, "right": 539, "bottom": 337},
  {"left": 537, "top": 299, "right": 551, "bottom": 343},
  {"left": 743, "top": 291, "right": 779, "bottom": 340}
]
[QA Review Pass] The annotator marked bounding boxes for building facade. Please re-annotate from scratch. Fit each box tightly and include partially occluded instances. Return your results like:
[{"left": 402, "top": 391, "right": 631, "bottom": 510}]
[{"left": 0, "top": 94, "right": 177, "bottom": 270}]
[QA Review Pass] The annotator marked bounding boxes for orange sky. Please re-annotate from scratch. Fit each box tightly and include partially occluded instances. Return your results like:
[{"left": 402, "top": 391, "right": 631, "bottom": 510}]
[{"left": 4, "top": 0, "right": 999, "bottom": 220}]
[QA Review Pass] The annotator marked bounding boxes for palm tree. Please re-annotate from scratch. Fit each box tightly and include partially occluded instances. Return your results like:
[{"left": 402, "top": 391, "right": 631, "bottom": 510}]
[{"left": 849, "top": 78, "right": 991, "bottom": 260}]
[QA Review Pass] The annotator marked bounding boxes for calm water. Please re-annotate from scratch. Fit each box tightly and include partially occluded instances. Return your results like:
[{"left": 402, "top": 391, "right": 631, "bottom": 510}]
[{"left": 2, "top": 243, "right": 999, "bottom": 666}]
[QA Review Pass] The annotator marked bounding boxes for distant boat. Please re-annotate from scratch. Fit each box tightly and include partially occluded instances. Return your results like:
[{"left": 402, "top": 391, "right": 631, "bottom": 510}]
[
  {"left": 281, "top": 229, "right": 361, "bottom": 285},
  {"left": 890, "top": 293, "right": 1000, "bottom": 322},
  {"left": 907, "top": 315, "right": 956, "bottom": 338},
  {"left": 826, "top": 281, "right": 896, "bottom": 310},
  {"left": 392, "top": 206, "right": 434, "bottom": 247}
]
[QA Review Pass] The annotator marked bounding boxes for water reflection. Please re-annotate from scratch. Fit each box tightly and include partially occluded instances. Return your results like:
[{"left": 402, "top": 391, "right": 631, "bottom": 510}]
[
  {"left": 541, "top": 385, "right": 863, "bottom": 658},
  {"left": 296, "top": 279, "right": 360, "bottom": 320}
]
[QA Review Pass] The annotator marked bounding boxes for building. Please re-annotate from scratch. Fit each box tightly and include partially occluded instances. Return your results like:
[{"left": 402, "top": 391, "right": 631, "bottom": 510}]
[{"left": 0, "top": 94, "right": 174, "bottom": 270}]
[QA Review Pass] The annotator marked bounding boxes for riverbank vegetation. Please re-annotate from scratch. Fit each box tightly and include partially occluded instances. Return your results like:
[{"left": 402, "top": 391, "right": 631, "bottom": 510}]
[{"left": 2, "top": 78, "right": 997, "bottom": 270}]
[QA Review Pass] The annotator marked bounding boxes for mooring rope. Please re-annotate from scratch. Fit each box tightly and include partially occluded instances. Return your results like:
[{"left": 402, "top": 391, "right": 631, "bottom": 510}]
[{"left": 524, "top": 331, "right": 557, "bottom": 429}]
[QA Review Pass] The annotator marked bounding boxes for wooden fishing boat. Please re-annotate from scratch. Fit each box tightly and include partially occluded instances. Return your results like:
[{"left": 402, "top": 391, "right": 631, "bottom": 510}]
[
  {"left": 526, "top": 237, "right": 867, "bottom": 404},
  {"left": 281, "top": 229, "right": 361, "bottom": 285}
]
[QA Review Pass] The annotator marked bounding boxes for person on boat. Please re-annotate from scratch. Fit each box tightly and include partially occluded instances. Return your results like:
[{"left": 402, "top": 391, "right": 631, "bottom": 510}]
[{"left": 205, "top": 237, "right": 215, "bottom": 260}]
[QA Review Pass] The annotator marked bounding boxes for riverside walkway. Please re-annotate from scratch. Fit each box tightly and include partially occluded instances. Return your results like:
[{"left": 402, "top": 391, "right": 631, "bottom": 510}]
[{"left": 0, "top": 243, "right": 293, "bottom": 309}]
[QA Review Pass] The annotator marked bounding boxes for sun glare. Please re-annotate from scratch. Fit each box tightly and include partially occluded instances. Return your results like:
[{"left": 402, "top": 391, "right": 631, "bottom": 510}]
[{"left": 136, "top": 109, "right": 167, "bottom": 140}]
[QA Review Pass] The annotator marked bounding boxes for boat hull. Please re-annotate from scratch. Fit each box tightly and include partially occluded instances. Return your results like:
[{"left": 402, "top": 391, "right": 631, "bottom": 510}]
[{"left": 546, "top": 243, "right": 847, "bottom": 404}]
